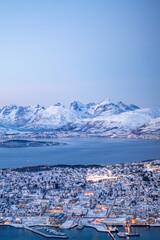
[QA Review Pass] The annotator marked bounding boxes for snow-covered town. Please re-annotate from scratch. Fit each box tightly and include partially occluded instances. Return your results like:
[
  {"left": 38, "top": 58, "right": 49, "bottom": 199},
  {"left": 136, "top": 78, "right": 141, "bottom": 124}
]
[{"left": 0, "top": 159, "right": 160, "bottom": 238}]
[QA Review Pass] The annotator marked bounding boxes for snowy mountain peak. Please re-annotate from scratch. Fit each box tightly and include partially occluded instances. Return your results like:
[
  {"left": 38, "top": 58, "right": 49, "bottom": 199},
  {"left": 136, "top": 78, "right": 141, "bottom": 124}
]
[
  {"left": 54, "top": 102, "right": 63, "bottom": 107},
  {"left": 93, "top": 99, "right": 119, "bottom": 115},
  {"left": 99, "top": 99, "right": 111, "bottom": 106},
  {"left": 117, "top": 101, "right": 127, "bottom": 108},
  {"left": 70, "top": 101, "right": 85, "bottom": 111},
  {"left": 0, "top": 100, "right": 159, "bottom": 137},
  {"left": 129, "top": 104, "right": 140, "bottom": 111},
  {"left": 116, "top": 101, "right": 140, "bottom": 111},
  {"left": 1, "top": 104, "right": 18, "bottom": 111},
  {"left": 34, "top": 104, "right": 41, "bottom": 108}
]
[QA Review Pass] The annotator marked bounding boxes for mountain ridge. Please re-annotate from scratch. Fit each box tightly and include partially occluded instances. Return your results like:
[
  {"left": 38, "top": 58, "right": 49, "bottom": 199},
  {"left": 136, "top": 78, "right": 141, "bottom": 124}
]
[{"left": 0, "top": 100, "right": 159, "bottom": 138}]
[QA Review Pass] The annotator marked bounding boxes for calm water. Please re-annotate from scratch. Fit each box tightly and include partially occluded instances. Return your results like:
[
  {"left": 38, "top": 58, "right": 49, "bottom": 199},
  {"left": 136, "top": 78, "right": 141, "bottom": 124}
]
[
  {"left": 0, "top": 226, "right": 160, "bottom": 240},
  {"left": 0, "top": 138, "right": 159, "bottom": 169}
]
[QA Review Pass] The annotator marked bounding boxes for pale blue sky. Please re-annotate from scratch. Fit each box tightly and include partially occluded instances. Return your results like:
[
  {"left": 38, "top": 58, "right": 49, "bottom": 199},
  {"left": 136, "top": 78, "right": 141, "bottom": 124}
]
[{"left": 0, "top": 0, "right": 160, "bottom": 107}]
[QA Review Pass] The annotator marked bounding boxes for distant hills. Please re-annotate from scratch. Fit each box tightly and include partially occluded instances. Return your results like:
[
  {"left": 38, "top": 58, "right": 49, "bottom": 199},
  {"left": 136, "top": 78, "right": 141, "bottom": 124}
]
[{"left": 0, "top": 100, "right": 160, "bottom": 139}]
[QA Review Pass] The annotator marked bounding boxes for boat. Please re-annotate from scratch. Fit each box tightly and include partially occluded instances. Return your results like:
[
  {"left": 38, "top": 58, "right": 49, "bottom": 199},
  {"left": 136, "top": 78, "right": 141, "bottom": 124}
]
[
  {"left": 117, "top": 232, "right": 126, "bottom": 238},
  {"left": 126, "top": 232, "right": 140, "bottom": 237}
]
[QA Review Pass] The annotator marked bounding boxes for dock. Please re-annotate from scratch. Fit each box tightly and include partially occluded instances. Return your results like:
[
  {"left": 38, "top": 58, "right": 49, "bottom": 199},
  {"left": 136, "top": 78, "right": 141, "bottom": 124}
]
[{"left": 24, "top": 226, "right": 68, "bottom": 239}]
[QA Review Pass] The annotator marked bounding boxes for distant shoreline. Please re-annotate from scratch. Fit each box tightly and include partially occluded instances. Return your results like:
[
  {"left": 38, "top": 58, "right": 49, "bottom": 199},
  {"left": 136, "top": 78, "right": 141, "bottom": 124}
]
[
  {"left": 5, "top": 158, "right": 158, "bottom": 173},
  {"left": 0, "top": 134, "right": 160, "bottom": 140}
]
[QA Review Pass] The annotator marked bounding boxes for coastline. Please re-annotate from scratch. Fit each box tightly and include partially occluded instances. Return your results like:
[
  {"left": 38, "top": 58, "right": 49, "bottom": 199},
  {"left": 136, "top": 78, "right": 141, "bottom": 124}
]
[
  {"left": 0, "top": 133, "right": 160, "bottom": 140},
  {"left": 7, "top": 158, "right": 159, "bottom": 173},
  {"left": 1, "top": 221, "right": 160, "bottom": 236}
]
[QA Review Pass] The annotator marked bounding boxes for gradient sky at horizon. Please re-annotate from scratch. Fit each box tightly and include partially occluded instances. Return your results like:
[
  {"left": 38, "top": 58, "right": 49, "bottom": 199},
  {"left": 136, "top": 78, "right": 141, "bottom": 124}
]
[{"left": 0, "top": 0, "right": 160, "bottom": 108}]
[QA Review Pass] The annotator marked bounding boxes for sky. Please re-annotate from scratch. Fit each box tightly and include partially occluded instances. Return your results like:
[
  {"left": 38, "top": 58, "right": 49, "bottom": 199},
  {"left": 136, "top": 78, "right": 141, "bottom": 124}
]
[{"left": 0, "top": 0, "right": 160, "bottom": 108}]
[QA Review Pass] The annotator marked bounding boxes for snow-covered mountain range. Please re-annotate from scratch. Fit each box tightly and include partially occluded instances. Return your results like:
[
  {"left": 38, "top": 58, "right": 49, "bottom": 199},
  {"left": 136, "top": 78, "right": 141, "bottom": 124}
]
[
  {"left": 133, "top": 117, "right": 160, "bottom": 136},
  {"left": 0, "top": 100, "right": 160, "bottom": 138}
]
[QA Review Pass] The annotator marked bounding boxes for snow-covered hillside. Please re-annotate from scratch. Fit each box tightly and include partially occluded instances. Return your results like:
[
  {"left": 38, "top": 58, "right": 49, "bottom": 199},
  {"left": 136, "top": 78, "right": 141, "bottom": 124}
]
[
  {"left": 59, "top": 108, "right": 160, "bottom": 136},
  {"left": 0, "top": 100, "right": 159, "bottom": 137},
  {"left": 133, "top": 117, "right": 160, "bottom": 136}
]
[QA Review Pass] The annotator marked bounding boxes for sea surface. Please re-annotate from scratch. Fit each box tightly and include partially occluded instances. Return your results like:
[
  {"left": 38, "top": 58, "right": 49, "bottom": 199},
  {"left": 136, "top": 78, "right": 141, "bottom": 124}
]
[
  {"left": 0, "top": 138, "right": 159, "bottom": 169},
  {"left": 0, "top": 226, "right": 160, "bottom": 240},
  {"left": 0, "top": 138, "right": 160, "bottom": 239}
]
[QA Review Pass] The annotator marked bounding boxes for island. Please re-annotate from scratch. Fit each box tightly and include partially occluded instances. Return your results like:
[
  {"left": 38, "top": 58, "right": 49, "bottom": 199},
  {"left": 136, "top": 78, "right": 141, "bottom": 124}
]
[{"left": 0, "top": 139, "right": 67, "bottom": 148}]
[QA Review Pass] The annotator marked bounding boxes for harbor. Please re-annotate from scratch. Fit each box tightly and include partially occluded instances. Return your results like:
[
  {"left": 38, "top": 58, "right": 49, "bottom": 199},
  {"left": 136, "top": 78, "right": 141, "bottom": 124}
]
[
  {"left": 0, "top": 221, "right": 143, "bottom": 240},
  {"left": 2, "top": 224, "right": 160, "bottom": 240},
  {"left": 24, "top": 226, "right": 68, "bottom": 239}
]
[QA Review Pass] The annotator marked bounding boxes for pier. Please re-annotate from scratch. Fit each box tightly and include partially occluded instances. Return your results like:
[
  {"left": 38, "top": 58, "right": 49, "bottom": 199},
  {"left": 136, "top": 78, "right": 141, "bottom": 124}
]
[{"left": 24, "top": 226, "right": 68, "bottom": 239}]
